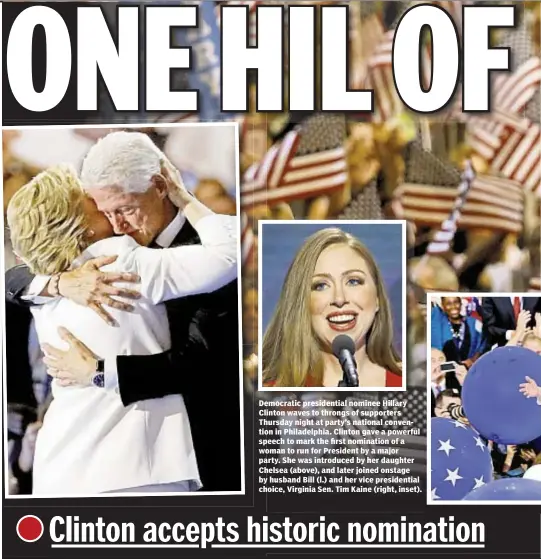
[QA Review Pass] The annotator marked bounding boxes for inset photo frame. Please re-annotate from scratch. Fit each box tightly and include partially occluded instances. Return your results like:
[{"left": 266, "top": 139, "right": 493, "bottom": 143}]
[
  {"left": 427, "top": 293, "right": 541, "bottom": 504},
  {"left": 258, "top": 220, "right": 406, "bottom": 392}
]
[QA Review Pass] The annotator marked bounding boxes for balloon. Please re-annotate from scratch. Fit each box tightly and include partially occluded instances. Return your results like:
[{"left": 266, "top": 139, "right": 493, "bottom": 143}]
[
  {"left": 462, "top": 346, "right": 541, "bottom": 444},
  {"left": 463, "top": 477, "right": 541, "bottom": 501},
  {"left": 523, "top": 464, "right": 541, "bottom": 482},
  {"left": 431, "top": 417, "right": 493, "bottom": 501}
]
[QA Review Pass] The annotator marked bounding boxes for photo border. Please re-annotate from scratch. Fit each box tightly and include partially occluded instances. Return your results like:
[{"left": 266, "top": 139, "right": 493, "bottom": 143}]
[
  {"left": 257, "top": 219, "right": 407, "bottom": 392},
  {"left": 2, "top": 121, "right": 246, "bottom": 498},
  {"left": 426, "top": 291, "right": 541, "bottom": 506}
]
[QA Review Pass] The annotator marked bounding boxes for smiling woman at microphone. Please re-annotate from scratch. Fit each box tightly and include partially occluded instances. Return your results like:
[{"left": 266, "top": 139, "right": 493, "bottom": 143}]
[{"left": 262, "top": 228, "right": 402, "bottom": 388}]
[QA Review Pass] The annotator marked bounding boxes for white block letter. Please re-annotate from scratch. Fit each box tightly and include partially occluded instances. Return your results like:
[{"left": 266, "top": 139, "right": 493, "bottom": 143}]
[
  {"left": 146, "top": 6, "right": 198, "bottom": 111},
  {"left": 463, "top": 5, "right": 515, "bottom": 112},
  {"left": 289, "top": 6, "right": 315, "bottom": 111},
  {"left": 321, "top": 6, "right": 372, "bottom": 112},
  {"left": 393, "top": 5, "right": 459, "bottom": 113},
  {"left": 7, "top": 6, "right": 71, "bottom": 112},
  {"left": 78, "top": 6, "right": 139, "bottom": 111},
  {"left": 221, "top": 5, "right": 283, "bottom": 112}
]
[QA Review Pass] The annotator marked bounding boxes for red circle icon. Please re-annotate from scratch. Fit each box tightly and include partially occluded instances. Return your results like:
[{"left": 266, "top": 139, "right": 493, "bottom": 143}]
[{"left": 16, "top": 515, "right": 44, "bottom": 543}]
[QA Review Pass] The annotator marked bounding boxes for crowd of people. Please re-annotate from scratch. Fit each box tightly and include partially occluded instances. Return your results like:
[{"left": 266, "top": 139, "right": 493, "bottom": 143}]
[{"left": 431, "top": 296, "right": 541, "bottom": 479}]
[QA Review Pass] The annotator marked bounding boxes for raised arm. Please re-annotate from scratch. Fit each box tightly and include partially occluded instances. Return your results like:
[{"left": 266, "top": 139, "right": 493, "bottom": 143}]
[
  {"left": 506, "top": 309, "right": 532, "bottom": 347},
  {"left": 127, "top": 195, "right": 238, "bottom": 305},
  {"left": 5, "top": 255, "right": 140, "bottom": 326}
]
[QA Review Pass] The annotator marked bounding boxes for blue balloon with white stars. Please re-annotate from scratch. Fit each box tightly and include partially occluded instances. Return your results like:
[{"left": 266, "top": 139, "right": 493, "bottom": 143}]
[
  {"left": 462, "top": 346, "right": 541, "bottom": 444},
  {"left": 431, "top": 417, "right": 493, "bottom": 501},
  {"left": 463, "top": 478, "right": 541, "bottom": 501}
]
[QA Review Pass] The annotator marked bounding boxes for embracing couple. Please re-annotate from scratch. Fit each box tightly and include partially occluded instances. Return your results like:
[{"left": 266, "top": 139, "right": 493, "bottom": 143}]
[{"left": 5, "top": 131, "right": 241, "bottom": 495}]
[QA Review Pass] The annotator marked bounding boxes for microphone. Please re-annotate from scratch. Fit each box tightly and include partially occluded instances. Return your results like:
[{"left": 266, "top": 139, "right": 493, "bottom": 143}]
[{"left": 331, "top": 335, "right": 359, "bottom": 388}]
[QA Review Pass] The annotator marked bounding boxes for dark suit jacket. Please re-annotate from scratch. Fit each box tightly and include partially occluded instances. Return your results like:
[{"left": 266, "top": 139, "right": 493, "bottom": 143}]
[
  {"left": 5, "top": 220, "right": 242, "bottom": 492},
  {"left": 480, "top": 297, "right": 541, "bottom": 347},
  {"left": 5, "top": 300, "right": 37, "bottom": 411}
]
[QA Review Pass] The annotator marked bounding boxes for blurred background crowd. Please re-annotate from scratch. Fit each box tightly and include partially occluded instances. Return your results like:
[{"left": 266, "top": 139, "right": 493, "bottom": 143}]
[{"left": 3, "top": 0, "right": 540, "bottom": 494}]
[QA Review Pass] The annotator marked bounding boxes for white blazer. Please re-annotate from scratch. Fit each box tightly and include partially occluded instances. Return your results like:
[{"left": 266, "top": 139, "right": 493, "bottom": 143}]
[{"left": 31, "top": 214, "right": 237, "bottom": 495}]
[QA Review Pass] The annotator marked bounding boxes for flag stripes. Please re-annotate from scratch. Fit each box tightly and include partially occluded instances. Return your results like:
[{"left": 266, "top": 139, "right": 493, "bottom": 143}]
[
  {"left": 240, "top": 130, "right": 348, "bottom": 208},
  {"left": 426, "top": 164, "right": 475, "bottom": 254},
  {"left": 491, "top": 123, "right": 541, "bottom": 196},
  {"left": 396, "top": 174, "right": 524, "bottom": 233},
  {"left": 466, "top": 57, "right": 541, "bottom": 196}
]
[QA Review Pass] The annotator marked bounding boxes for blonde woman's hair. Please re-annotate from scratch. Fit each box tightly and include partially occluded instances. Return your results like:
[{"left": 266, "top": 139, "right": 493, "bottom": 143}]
[
  {"left": 262, "top": 228, "right": 401, "bottom": 387},
  {"left": 7, "top": 165, "right": 88, "bottom": 275}
]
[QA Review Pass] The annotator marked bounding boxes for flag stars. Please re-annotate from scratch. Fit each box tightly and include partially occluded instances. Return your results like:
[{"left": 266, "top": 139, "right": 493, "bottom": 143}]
[
  {"left": 431, "top": 487, "right": 440, "bottom": 500},
  {"left": 444, "top": 468, "right": 463, "bottom": 486},
  {"left": 453, "top": 420, "right": 468, "bottom": 429},
  {"left": 474, "top": 436, "right": 486, "bottom": 451},
  {"left": 437, "top": 439, "right": 455, "bottom": 457},
  {"left": 473, "top": 476, "right": 486, "bottom": 490}
]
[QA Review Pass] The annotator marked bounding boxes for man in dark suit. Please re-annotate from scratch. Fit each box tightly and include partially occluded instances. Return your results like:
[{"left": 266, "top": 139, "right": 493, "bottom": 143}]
[
  {"left": 5, "top": 131, "right": 242, "bottom": 492},
  {"left": 480, "top": 296, "right": 541, "bottom": 348}
]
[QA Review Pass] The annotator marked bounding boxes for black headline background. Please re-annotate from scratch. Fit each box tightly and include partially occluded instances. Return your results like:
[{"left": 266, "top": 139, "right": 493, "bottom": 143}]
[{"left": 3, "top": 2, "right": 541, "bottom": 558}]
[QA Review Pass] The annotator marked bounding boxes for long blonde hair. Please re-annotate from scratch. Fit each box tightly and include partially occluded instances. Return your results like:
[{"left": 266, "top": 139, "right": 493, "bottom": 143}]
[{"left": 262, "top": 228, "right": 401, "bottom": 387}]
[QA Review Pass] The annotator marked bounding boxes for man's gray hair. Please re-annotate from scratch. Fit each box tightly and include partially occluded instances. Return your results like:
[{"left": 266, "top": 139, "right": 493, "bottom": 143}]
[{"left": 81, "top": 131, "right": 166, "bottom": 194}]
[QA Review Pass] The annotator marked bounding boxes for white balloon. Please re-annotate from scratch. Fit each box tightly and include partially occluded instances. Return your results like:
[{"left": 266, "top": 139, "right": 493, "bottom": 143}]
[{"left": 523, "top": 464, "right": 541, "bottom": 482}]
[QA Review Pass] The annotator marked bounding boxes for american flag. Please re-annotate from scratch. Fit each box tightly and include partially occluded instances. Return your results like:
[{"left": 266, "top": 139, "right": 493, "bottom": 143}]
[
  {"left": 240, "top": 129, "right": 348, "bottom": 208},
  {"left": 490, "top": 122, "right": 541, "bottom": 197},
  {"left": 396, "top": 174, "right": 524, "bottom": 234},
  {"left": 490, "top": 57, "right": 541, "bottom": 120},
  {"left": 429, "top": 1, "right": 472, "bottom": 31},
  {"left": 361, "top": 1, "right": 470, "bottom": 122},
  {"left": 467, "top": 57, "right": 541, "bottom": 138},
  {"left": 467, "top": 110, "right": 530, "bottom": 161},
  {"left": 364, "top": 30, "right": 402, "bottom": 122},
  {"left": 430, "top": 417, "right": 493, "bottom": 501},
  {"left": 365, "top": 29, "right": 432, "bottom": 122},
  {"left": 466, "top": 57, "right": 541, "bottom": 195},
  {"left": 463, "top": 296, "right": 482, "bottom": 322},
  {"left": 425, "top": 162, "right": 475, "bottom": 255},
  {"left": 350, "top": 12, "right": 386, "bottom": 91}
]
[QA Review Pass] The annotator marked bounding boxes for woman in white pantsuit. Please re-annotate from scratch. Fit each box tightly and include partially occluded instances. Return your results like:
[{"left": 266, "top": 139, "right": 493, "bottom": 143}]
[{"left": 7, "top": 165, "right": 238, "bottom": 496}]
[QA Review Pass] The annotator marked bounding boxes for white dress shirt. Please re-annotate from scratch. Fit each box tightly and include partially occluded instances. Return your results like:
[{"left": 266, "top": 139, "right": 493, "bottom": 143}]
[
  {"left": 32, "top": 214, "right": 237, "bottom": 495},
  {"left": 505, "top": 296, "right": 523, "bottom": 341},
  {"left": 155, "top": 210, "right": 186, "bottom": 248}
]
